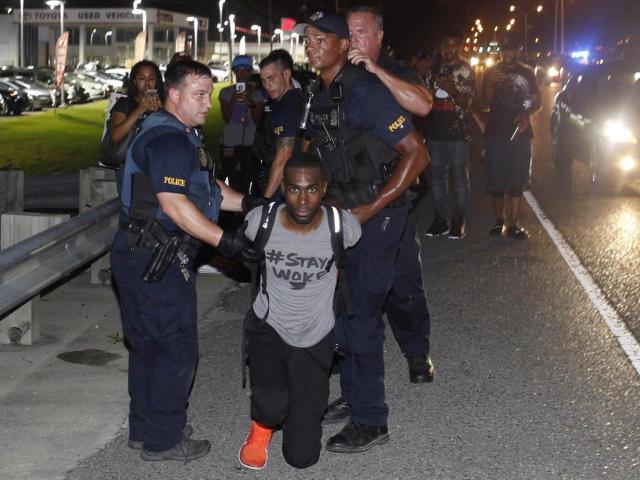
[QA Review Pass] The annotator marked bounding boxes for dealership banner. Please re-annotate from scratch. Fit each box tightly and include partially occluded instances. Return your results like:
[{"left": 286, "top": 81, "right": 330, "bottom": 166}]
[
  {"left": 54, "top": 32, "right": 69, "bottom": 90},
  {"left": 175, "top": 31, "right": 187, "bottom": 53},
  {"left": 134, "top": 31, "right": 147, "bottom": 62},
  {"left": 14, "top": 9, "right": 208, "bottom": 28}
]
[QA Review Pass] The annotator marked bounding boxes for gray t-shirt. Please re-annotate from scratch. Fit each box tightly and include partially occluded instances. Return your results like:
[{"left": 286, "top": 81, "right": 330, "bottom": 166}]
[
  {"left": 219, "top": 85, "right": 265, "bottom": 146},
  {"left": 245, "top": 205, "right": 361, "bottom": 348}
]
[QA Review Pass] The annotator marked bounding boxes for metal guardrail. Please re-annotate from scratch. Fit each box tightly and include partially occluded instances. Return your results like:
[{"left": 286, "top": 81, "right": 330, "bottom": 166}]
[
  {"left": 0, "top": 198, "right": 119, "bottom": 317},
  {"left": 24, "top": 174, "right": 79, "bottom": 210}
]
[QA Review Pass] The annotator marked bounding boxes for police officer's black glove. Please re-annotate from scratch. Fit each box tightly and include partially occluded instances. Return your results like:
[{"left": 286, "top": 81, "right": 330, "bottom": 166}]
[
  {"left": 241, "top": 244, "right": 262, "bottom": 264},
  {"left": 217, "top": 230, "right": 248, "bottom": 259},
  {"left": 242, "top": 194, "right": 269, "bottom": 214},
  {"left": 217, "top": 222, "right": 261, "bottom": 263}
]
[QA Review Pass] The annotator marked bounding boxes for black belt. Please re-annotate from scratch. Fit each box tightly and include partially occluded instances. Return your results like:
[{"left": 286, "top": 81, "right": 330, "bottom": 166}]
[
  {"left": 119, "top": 219, "right": 200, "bottom": 259},
  {"left": 119, "top": 219, "right": 168, "bottom": 251}
]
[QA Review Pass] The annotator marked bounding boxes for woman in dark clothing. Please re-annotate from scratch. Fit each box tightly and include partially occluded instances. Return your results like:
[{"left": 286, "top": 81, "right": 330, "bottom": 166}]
[{"left": 109, "top": 60, "right": 165, "bottom": 143}]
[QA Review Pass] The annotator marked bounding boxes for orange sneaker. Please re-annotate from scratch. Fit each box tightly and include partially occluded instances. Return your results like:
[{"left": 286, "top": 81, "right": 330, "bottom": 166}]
[{"left": 238, "top": 421, "right": 273, "bottom": 470}]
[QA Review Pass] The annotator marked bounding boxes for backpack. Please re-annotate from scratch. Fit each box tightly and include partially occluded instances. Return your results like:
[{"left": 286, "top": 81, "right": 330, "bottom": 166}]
[
  {"left": 97, "top": 93, "right": 133, "bottom": 169},
  {"left": 240, "top": 202, "right": 348, "bottom": 387}
]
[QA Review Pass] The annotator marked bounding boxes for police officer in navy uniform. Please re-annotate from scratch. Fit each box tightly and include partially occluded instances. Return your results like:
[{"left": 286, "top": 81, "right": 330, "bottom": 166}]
[
  {"left": 296, "top": 11, "right": 429, "bottom": 453},
  {"left": 257, "top": 49, "right": 306, "bottom": 199},
  {"left": 111, "top": 60, "right": 263, "bottom": 462},
  {"left": 345, "top": 5, "right": 435, "bottom": 384}
]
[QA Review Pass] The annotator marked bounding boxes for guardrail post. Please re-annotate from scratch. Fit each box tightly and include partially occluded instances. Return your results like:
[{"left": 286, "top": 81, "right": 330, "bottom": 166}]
[
  {"left": 0, "top": 212, "right": 70, "bottom": 345},
  {"left": 0, "top": 171, "right": 24, "bottom": 247},
  {"left": 79, "top": 168, "right": 118, "bottom": 285}
]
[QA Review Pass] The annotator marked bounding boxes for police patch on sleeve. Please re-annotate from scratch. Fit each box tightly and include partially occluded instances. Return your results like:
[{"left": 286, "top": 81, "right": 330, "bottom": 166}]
[
  {"left": 163, "top": 176, "right": 186, "bottom": 187},
  {"left": 388, "top": 115, "right": 406, "bottom": 133},
  {"left": 273, "top": 125, "right": 285, "bottom": 136}
]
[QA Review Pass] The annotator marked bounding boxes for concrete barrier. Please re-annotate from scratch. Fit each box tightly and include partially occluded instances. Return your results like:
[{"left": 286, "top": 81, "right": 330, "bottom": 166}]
[
  {"left": 0, "top": 171, "right": 24, "bottom": 248},
  {"left": 0, "top": 212, "right": 70, "bottom": 345},
  {"left": 79, "top": 168, "right": 118, "bottom": 285}
]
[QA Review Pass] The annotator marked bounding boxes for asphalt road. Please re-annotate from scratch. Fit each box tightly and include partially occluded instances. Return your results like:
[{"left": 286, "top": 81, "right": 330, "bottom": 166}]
[
  {"left": 55, "top": 83, "right": 640, "bottom": 479},
  {"left": 2, "top": 81, "right": 636, "bottom": 479},
  {"left": 528, "top": 84, "right": 640, "bottom": 345}
]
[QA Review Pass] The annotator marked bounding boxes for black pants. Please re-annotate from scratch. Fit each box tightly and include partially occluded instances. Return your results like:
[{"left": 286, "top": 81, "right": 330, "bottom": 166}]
[
  {"left": 110, "top": 231, "right": 197, "bottom": 452},
  {"left": 246, "top": 310, "right": 334, "bottom": 469},
  {"left": 385, "top": 208, "right": 431, "bottom": 357}
]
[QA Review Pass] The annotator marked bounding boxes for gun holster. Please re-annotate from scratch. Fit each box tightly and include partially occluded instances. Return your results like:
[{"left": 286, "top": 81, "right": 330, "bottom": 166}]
[{"left": 120, "top": 219, "right": 201, "bottom": 283}]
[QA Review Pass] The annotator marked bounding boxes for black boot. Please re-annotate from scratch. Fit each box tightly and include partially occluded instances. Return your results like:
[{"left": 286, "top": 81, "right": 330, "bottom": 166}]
[
  {"left": 141, "top": 438, "right": 211, "bottom": 462},
  {"left": 407, "top": 354, "right": 435, "bottom": 383},
  {"left": 322, "top": 397, "right": 352, "bottom": 425},
  {"left": 325, "top": 421, "right": 389, "bottom": 453},
  {"left": 129, "top": 424, "right": 194, "bottom": 450}
]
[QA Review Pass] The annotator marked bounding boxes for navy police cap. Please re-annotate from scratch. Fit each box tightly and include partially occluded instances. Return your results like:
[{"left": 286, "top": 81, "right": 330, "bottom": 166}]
[{"left": 294, "top": 10, "right": 350, "bottom": 39}]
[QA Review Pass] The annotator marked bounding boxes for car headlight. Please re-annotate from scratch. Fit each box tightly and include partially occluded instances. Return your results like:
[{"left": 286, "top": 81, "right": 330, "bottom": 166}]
[
  {"left": 485, "top": 57, "right": 494, "bottom": 67},
  {"left": 619, "top": 156, "right": 636, "bottom": 172},
  {"left": 470, "top": 57, "right": 479, "bottom": 67},
  {"left": 603, "top": 120, "right": 637, "bottom": 144},
  {"left": 547, "top": 66, "right": 560, "bottom": 78}
]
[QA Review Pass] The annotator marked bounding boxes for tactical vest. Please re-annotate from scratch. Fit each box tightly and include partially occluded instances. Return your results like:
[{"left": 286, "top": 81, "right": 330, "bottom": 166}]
[
  {"left": 308, "top": 64, "right": 402, "bottom": 209},
  {"left": 119, "top": 112, "right": 222, "bottom": 232}
]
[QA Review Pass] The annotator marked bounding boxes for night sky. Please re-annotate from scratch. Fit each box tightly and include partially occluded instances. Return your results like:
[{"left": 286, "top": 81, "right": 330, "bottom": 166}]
[{"left": 3, "top": 0, "right": 639, "bottom": 55}]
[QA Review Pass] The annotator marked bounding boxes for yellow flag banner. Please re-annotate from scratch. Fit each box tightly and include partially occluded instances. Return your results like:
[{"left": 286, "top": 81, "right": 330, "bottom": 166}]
[
  {"left": 54, "top": 32, "right": 69, "bottom": 90},
  {"left": 175, "top": 31, "right": 187, "bottom": 53},
  {"left": 134, "top": 31, "right": 147, "bottom": 62}
]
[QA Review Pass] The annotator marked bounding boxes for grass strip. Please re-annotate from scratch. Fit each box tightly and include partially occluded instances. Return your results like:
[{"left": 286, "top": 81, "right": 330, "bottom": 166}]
[{"left": 0, "top": 85, "right": 228, "bottom": 175}]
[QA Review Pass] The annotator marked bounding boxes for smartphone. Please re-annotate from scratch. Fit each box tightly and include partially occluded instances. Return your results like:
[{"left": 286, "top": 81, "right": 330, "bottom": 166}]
[
  {"left": 235, "top": 82, "right": 246, "bottom": 93},
  {"left": 145, "top": 89, "right": 158, "bottom": 98}
]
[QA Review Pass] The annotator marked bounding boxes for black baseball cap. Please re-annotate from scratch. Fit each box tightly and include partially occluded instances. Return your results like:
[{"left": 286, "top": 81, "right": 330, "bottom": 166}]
[{"left": 294, "top": 10, "right": 350, "bottom": 39}]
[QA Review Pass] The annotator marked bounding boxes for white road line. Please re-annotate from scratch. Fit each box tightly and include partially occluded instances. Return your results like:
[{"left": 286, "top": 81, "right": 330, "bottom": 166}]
[
  {"left": 524, "top": 192, "right": 640, "bottom": 377},
  {"left": 472, "top": 112, "right": 640, "bottom": 377}
]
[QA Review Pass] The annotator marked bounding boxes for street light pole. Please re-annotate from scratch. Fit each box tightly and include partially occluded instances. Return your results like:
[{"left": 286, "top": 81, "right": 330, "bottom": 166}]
[
  {"left": 20, "top": 0, "right": 24, "bottom": 67},
  {"left": 218, "top": 0, "right": 225, "bottom": 44},
  {"left": 228, "top": 14, "right": 236, "bottom": 64},
  {"left": 132, "top": 0, "right": 146, "bottom": 32},
  {"left": 187, "top": 17, "right": 198, "bottom": 60},
  {"left": 46, "top": 0, "right": 65, "bottom": 35},
  {"left": 251, "top": 25, "right": 262, "bottom": 62},
  {"left": 560, "top": 0, "right": 565, "bottom": 54},
  {"left": 553, "top": 0, "right": 558, "bottom": 52},
  {"left": 90, "top": 28, "right": 96, "bottom": 60},
  {"left": 291, "top": 32, "right": 299, "bottom": 60},
  {"left": 132, "top": 10, "right": 147, "bottom": 32},
  {"left": 509, "top": 4, "right": 542, "bottom": 51}
]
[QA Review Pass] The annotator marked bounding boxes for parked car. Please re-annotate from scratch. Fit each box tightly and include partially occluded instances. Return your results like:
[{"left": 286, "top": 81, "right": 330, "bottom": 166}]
[
  {"left": 15, "top": 67, "right": 55, "bottom": 87},
  {"left": 86, "top": 71, "right": 124, "bottom": 92},
  {"left": 49, "top": 81, "right": 90, "bottom": 106},
  {"left": 207, "top": 62, "right": 230, "bottom": 83},
  {"left": 0, "top": 82, "right": 29, "bottom": 115},
  {"left": 66, "top": 73, "right": 109, "bottom": 100},
  {"left": 2, "top": 78, "right": 52, "bottom": 110},
  {"left": 551, "top": 61, "right": 640, "bottom": 191},
  {"left": 104, "top": 66, "right": 129, "bottom": 80},
  {"left": 0, "top": 65, "right": 18, "bottom": 78}
]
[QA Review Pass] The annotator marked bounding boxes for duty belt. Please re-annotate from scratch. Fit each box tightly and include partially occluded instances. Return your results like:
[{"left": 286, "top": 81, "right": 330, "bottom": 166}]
[{"left": 119, "top": 218, "right": 200, "bottom": 259}]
